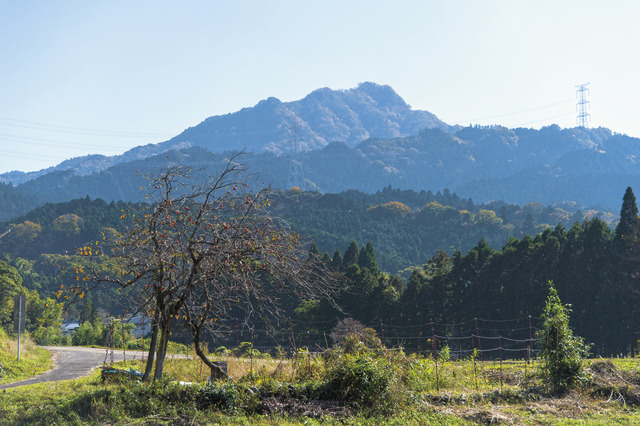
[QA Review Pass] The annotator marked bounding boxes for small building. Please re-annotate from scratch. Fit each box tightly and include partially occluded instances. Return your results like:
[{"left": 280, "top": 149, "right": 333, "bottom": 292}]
[
  {"left": 61, "top": 321, "right": 80, "bottom": 335},
  {"left": 127, "top": 315, "right": 151, "bottom": 338}
]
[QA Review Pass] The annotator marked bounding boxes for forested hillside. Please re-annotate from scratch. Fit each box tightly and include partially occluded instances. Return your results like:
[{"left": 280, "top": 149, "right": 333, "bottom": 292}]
[
  {"left": 0, "top": 180, "right": 637, "bottom": 356},
  {"left": 0, "top": 188, "right": 613, "bottom": 274},
  {"left": 267, "top": 187, "right": 614, "bottom": 273},
  {"left": 294, "top": 188, "right": 640, "bottom": 356}
]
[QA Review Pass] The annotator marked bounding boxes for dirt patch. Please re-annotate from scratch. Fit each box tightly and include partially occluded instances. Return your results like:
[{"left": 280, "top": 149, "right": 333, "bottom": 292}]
[
  {"left": 461, "top": 408, "right": 513, "bottom": 424},
  {"left": 588, "top": 359, "right": 640, "bottom": 406},
  {"left": 483, "top": 369, "right": 522, "bottom": 386},
  {"left": 425, "top": 389, "right": 621, "bottom": 425},
  {"left": 257, "top": 396, "right": 351, "bottom": 418}
]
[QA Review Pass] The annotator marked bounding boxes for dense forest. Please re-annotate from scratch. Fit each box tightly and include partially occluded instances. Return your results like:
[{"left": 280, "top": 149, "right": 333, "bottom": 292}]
[
  {"left": 0, "top": 187, "right": 614, "bottom": 274},
  {"left": 284, "top": 187, "right": 640, "bottom": 357},
  {"left": 0, "top": 184, "right": 637, "bottom": 357}
]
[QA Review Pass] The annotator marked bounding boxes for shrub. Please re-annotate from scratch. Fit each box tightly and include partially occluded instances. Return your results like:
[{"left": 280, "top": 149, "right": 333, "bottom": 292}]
[
  {"left": 214, "top": 346, "right": 231, "bottom": 356},
  {"left": 232, "top": 342, "right": 263, "bottom": 358},
  {"left": 198, "top": 382, "right": 240, "bottom": 412},
  {"left": 321, "top": 354, "right": 399, "bottom": 412},
  {"left": 538, "top": 281, "right": 589, "bottom": 394},
  {"left": 331, "top": 318, "right": 381, "bottom": 352},
  {"left": 31, "top": 325, "right": 63, "bottom": 346},
  {"left": 438, "top": 345, "right": 451, "bottom": 362}
]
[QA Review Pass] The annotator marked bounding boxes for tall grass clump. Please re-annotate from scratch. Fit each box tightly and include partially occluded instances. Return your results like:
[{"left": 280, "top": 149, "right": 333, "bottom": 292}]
[{"left": 0, "top": 329, "right": 52, "bottom": 382}]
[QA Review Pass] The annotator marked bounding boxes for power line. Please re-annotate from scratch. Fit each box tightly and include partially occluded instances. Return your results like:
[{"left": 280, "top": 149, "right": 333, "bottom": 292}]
[
  {"left": 460, "top": 98, "right": 575, "bottom": 123},
  {"left": 0, "top": 148, "right": 65, "bottom": 161},
  {"left": 0, "top": 132, "right": 136, "bottom": 151},
  {"left": 0, "top": 116, "right": 173, "bottom": 138},
  {"left": 513, "top": 112, "right": 574, "bottom": 127}
]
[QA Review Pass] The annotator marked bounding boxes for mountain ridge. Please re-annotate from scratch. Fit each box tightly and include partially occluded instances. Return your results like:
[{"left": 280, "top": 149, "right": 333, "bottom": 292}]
[
  {"left": 2, "top": 83, "right": 640, "bottom": 220},
  {"left": 2, "top": 123, "right": 637, "bottom": 221},
  {"left": 1, "top": 82, "right": 448, "bottom": 185}
]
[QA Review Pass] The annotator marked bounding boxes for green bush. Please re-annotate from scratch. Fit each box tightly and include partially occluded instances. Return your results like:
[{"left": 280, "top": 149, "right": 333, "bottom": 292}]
[
  {"left": 72, "top": 320, "right": 105, "bottom": 346},
  {"left": 198, "top": 382, "right": 240, "bottom": 412},
  {"left": 404, "top": 358, "right": 438, "bottom": 392},
  {"left": 31, "top": 325, "right": 63, "bottom": 345},
  {"left": 214, "top": 346, "right": 231, "bottom": 356},
  {"left": 232, "top": 342, "right": 268, "bottom": 358},
  {"left": 321, "top": 354, "right": 399, "bottom": 412}
]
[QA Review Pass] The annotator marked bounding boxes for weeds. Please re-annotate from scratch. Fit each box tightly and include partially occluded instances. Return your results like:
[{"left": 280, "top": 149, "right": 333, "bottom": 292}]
[
  {"left": 0, "top": 330, "right": 52, "bottom": 384},
  {"left": 2, "top": 341, "right": 640, "bottom": 424}
]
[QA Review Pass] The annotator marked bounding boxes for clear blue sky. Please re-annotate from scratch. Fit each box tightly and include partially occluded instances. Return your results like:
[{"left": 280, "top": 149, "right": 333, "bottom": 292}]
[{"left": 1, "top": 1, "right": 638, "bottom": 174}]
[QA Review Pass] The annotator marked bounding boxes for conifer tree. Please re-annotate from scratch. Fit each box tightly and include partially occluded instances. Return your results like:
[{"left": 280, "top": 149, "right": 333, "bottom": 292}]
[
  {"left": 615, "top": 186, "right": 640, "bottom": 247},
  {"left": 611, "top": 187, "right": 640, "bottom": 354},
  {"left": 331, "top": 249, "right": 343, "bottom": 271},
  {"left": 358, "top": 241, "right": 380, "bottom": 276},
  {"left": 342, "top": 240, "right": 359, "bottom": 269},
  {"left": 522, "top": 213, "right": 537, "bottom": 236}
]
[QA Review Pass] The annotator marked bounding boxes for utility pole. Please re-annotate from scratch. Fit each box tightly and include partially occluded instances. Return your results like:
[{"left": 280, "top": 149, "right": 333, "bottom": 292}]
[
  {"left": 14, "top": 294, "right": 26, "bottom": 361},
  {"left": 575, "top": 83, "right": 591, "bottom": 128}
]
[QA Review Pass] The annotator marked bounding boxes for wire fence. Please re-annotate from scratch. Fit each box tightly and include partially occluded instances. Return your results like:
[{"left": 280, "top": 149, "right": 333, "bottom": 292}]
[
  {"left": 114, "top": 314, "right": 547, "bottom": 391},
  {"left": 161, "top": 315, "right": 544, "bottom": 364}
]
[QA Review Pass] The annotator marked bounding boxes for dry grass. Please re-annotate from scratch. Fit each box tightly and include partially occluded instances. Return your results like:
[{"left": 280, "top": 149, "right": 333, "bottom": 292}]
[
  {"left": 0, "top": 331, "right": 52, "bottom": 384},
  {"left": 121, "top": 353, "right": 303, "bottom": 384}
]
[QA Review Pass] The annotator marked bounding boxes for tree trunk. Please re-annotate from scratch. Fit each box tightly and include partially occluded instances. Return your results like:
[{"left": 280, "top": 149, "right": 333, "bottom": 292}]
[
  {"left": 142, "top": 309, "right": 160, "bottom": 383},
  {"left": 193, "top": 327, "right": 230, "bottom": 381},
  {"left": 153, "top": 314, "right": 172, "bottom": 381}
]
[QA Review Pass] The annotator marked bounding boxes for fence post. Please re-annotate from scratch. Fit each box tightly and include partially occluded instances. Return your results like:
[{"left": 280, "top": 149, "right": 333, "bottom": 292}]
[
  {"left": 289, "top": 320, "right": 293, "bottom": 357},
  {"left": 307, "top": 330, "right": 311, "bottom": 371},
  {"left": 142, "top": 315, "right": 146, "bottom": 362},
  {"left": 380, "top": 319, "right": 386, "bottom": 348},
  {"left": 528, "top": 315, "right": 534, "bottom": 364},
  {"left": 523, "top": 338, "right": 528, "bottom": 382},
  {"left": 471, "top": 334, "right": 478, "bottom": 391},
  {"left": 120, "top": 316, "right": 126, "bottom": 365},
  {"left": 499, "top": 336, "right": 503, "bottom": 392},
  {"left": 199, "top": 329, "right": 204, "bottom": 378},
  {"left": 475, "top": 318, "right": 484, "bottom": 363},
  {"left": 431, "top": 319, "right": 439, "bottom": 392}
]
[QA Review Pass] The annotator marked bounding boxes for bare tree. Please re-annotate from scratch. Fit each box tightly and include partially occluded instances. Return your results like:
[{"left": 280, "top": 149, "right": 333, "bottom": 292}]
[
  {"left": 183, "top": 235, "right": 338, "bottom": 379},
  {"left": 67, "top": 153, "right": 338, "bottom": 381}
]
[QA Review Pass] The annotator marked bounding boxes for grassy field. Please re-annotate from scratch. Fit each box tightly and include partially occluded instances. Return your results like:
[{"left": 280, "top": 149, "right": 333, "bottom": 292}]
[
  {"left": 1, "top": 347, "right": 640, "bottom": 424},
  {"left": 0, "top": 330, "right": 51, "bottom": 385}
]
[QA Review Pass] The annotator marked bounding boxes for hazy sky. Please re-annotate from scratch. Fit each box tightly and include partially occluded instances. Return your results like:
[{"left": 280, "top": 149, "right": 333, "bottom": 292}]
[{"left": 1, "top": 1, "right": 639, "bottom": 174}]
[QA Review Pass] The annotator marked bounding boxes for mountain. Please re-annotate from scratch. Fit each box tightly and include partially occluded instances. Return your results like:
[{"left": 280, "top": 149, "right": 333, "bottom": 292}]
[
  {"left": 159, "top": 82, "right": 450, "bottom": 155},
  {"left": 2, "top": 82, "right": 640, "bottom": 220},
  {"left": 0, "top": 82, "right": 449, "bottom": 186}
]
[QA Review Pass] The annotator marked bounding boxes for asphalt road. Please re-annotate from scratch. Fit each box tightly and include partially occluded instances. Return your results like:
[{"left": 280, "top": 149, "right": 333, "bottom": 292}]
[{"left": 0, "top": 346, "right": 148, "bottom": 390}]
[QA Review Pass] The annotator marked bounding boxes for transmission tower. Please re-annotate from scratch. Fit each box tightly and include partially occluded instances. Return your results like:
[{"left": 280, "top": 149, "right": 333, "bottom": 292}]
[
  {"left": 286, "top": 120, "right": 306, "bottom": 191},
  {"left": 575, "top": 82, "right": 591, "bottom": 128}
]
